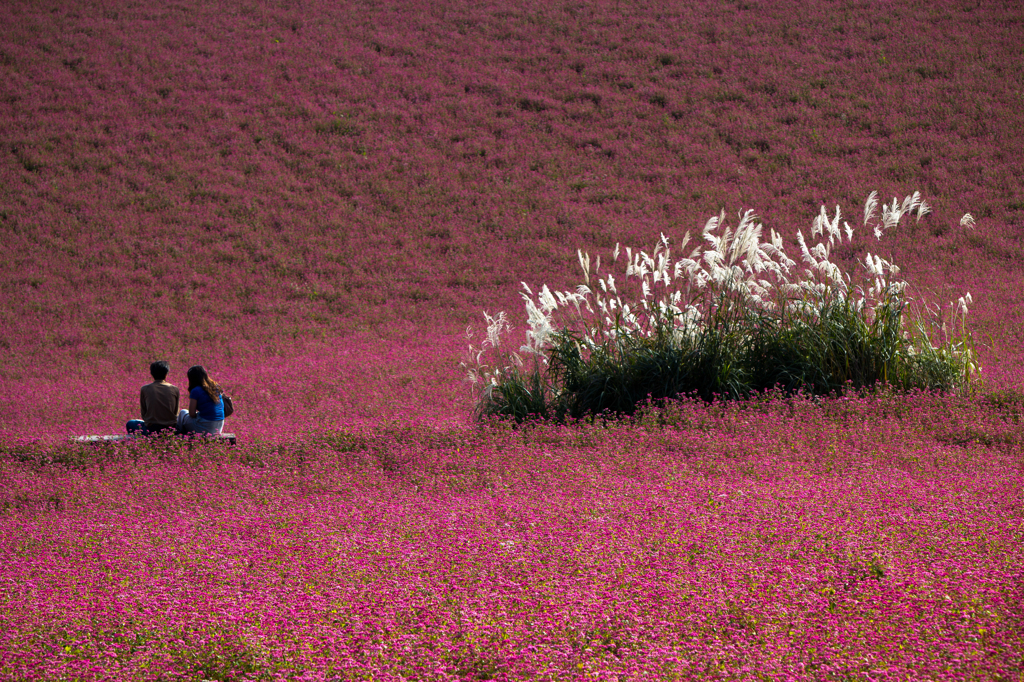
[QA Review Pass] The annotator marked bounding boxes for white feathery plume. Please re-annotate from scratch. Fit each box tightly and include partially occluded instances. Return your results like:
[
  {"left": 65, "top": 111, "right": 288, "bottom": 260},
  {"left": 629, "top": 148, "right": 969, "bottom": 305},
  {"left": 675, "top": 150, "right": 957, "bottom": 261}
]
[
  {"left": 761, "top": 241, "right": 783, "bottom": 260},
  {"left": 578, "top": 249, "right": 590, "bottom": 283},
  {"left": 864, "top": 191, "right": 878, "bottom": 226},
  {"left": 538, "top": 284, "right": 558, "bottom": 313},
  {"left": 741, "top": 215, "right": 762, "bottom": 264},
  {"left": 812, "top": 205, "right": 827, "bottom": 238},
  {"left": 960, "top": 214, "right": 975, "bottom": 230},
  {"left": 916, "top": 198, "right": 931, "bottom": 221},
  {"left": 703, "top": 249, "right": 723, "bottom": 270},
  {"left": 703, "top": 211, "right": 721, "bottom": 235},
  {"left": 679, "top": 233, "right": 691, "bottom": 254},
  {"left": 483, "top": 310, "right": 509, "bottom": 348},
  {"left": 720, "top": 225, "right": 734, "bottom": 262},
  {"left": 818, "top": 260, "right": 843, "bottom": 286},
  {"left": 901, "top": 191, "right": 923, "bottom": 218},
  {"left": 642, "top": 251, "right": 655, "bottom": 273},
  {"left": 899, "top": 193, "right": 912, "bottom": 216},
  {"left": 797, "top": 231, "right": 816, "bottom": 266},
  {"left": 864, "top": 253, "right": 879, "bottom": 277},
  {"left": 826, "top": 205, "right": 841, "bottom": 243},
  {"left": 523, "top": 298, "right": 553, "bottom": 350},
  {"left": 703, "top": 229, "right": 721, "bottom": 253},
  {"left": 881, "top": 197, "right": 903, "bottom": 233}
]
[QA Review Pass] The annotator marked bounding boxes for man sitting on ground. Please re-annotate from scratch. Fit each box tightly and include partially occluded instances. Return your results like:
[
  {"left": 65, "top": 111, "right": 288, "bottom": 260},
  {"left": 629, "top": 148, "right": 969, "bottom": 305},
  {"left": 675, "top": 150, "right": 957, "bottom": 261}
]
[{"left": 126, "top": 360, "right": 181, "bottom": 435}]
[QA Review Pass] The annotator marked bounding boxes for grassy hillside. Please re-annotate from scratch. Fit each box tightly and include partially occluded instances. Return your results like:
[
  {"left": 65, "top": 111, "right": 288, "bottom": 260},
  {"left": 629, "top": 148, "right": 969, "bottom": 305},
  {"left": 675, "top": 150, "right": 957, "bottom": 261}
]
[{"left": 1, "top": 0, "right": 1022, "bottom": 431}]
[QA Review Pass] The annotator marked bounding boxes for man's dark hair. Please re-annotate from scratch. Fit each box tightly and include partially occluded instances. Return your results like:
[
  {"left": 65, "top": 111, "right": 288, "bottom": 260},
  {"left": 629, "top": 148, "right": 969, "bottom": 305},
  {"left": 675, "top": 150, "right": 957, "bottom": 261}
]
[{"left": 150, "top": 360, "right": 171, "bottom": 381}]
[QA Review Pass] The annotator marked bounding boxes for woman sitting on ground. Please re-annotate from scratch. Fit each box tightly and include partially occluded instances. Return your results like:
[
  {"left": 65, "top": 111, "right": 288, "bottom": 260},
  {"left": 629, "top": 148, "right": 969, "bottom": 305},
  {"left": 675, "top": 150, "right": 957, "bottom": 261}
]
[{"left": 177, "top": 365, "right": 225, "bottom": 435}]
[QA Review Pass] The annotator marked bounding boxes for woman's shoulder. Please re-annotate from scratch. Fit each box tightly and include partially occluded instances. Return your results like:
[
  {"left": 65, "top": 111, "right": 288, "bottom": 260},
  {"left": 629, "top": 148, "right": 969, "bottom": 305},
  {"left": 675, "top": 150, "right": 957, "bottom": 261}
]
[{"left": 190, "top": 385, "right": 222, "bottom": 400}]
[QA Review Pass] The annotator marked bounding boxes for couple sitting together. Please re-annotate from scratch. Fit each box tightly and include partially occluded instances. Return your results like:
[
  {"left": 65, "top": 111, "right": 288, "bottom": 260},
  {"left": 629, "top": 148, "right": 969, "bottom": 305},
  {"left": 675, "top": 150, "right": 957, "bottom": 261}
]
[{"left": 126, "top": 361, "right": 231, "bottom": 436}]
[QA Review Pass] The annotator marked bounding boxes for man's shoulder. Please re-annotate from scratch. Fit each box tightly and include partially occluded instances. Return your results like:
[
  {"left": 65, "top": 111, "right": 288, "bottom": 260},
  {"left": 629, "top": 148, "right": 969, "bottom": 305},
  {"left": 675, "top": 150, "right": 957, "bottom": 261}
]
[{"left": 143, "top": 382, "right": 179, "bottom": 394}]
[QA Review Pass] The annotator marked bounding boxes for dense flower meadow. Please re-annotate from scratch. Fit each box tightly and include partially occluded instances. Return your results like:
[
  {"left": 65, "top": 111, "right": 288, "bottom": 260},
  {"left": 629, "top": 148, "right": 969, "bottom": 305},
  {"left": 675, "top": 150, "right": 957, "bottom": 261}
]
[
  {"left": 3, "top": 393, "right": 1023, "bottom": 680},
  {"left": 1, "top": 0, "right": 1023, "bottom": 679}
]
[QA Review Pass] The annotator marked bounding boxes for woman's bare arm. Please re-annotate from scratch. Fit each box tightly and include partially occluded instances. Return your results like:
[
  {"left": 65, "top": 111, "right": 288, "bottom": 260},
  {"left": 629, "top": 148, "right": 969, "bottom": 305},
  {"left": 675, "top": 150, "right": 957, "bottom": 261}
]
[{"left": 189, "top": 398, "right": 198, "bottom": 418}]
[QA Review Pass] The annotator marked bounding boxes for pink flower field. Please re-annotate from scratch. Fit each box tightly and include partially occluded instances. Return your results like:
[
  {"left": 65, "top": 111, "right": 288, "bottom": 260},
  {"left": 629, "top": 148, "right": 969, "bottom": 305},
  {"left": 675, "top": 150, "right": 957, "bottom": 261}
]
[{"left": 1, "top": 0, "right": 1022, "bottom": 679}]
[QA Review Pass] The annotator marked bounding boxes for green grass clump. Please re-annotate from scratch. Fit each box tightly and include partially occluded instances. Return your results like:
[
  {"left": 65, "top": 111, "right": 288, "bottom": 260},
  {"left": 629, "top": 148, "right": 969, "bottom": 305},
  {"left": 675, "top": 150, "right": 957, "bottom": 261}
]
[{"left": 466, "top": 192, "right": 978, "bottom": 422}]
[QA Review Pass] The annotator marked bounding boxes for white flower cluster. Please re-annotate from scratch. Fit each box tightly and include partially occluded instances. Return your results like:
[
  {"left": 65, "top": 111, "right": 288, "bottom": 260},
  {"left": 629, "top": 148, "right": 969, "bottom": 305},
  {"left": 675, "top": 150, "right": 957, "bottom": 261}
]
[
  {"left": 518, "top": 192, "right": 941, "bottom": 351},
  {"left": 462, "top": 310, "right": 517, "bottom": 392},
  {"left": 464, "top": 191, "right": 978, "bottom": 392}
]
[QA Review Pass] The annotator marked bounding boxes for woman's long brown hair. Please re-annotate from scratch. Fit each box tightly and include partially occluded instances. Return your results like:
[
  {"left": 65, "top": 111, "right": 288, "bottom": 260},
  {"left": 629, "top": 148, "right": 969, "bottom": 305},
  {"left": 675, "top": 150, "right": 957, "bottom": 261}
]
[{"left": 186, "top": 365, "right": 222, "bottom": 404}]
